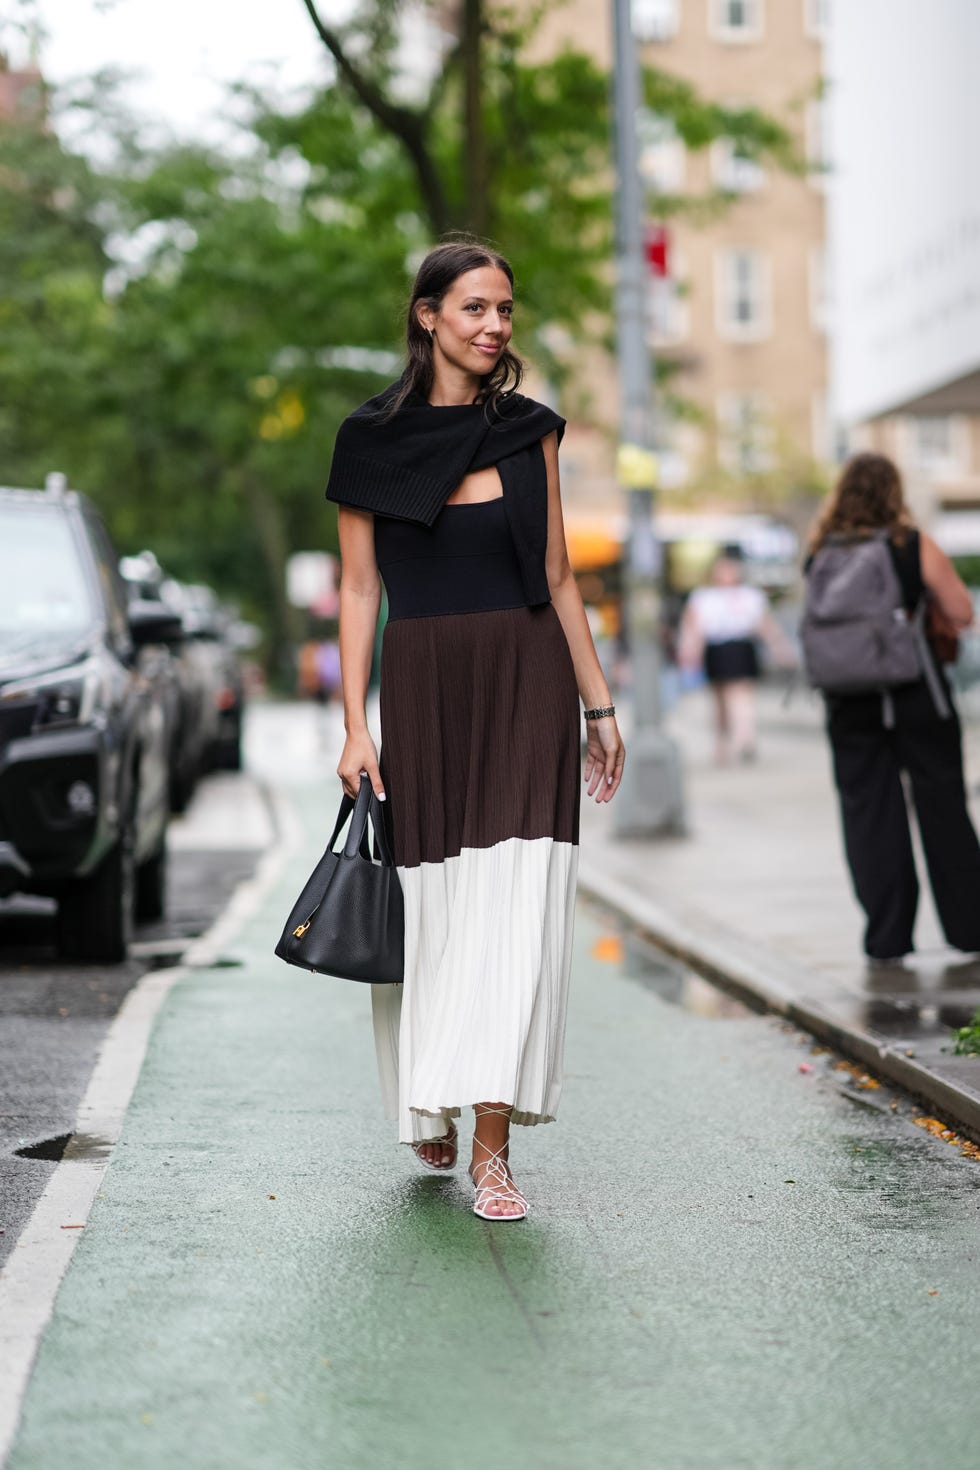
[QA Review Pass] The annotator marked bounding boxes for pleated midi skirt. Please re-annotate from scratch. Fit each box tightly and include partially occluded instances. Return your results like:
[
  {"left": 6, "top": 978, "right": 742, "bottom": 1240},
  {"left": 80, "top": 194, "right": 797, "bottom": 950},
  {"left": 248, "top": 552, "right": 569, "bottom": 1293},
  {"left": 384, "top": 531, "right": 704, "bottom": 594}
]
[{"left": 372, "top": 602, "right": 581, "bottom": 1143}]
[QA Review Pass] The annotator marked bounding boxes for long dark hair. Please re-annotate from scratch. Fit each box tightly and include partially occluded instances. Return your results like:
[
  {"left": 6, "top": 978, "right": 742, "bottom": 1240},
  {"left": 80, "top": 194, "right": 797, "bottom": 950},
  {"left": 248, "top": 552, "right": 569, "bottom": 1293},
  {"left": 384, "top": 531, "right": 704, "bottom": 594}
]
[
  {"left": 809, "top": 451, "right": 914, "bottom": 552},
  {"left": 386, "top": 239, "right": 524, "bottom": 417}
]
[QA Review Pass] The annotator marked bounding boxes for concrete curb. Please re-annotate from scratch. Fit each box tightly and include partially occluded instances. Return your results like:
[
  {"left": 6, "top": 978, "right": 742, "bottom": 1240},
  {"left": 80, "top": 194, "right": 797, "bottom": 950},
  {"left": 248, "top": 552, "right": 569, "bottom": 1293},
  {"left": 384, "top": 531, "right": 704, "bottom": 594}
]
[{"left": 578, "top": 854, "right": 980, "bottom": 1144}]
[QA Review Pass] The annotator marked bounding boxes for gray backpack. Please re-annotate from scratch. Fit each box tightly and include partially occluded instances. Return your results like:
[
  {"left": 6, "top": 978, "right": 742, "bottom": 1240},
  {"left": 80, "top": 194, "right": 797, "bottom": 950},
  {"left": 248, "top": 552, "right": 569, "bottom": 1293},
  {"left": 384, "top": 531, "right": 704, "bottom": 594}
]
[{"left": 801, "top": 531, "right": 949, "bottom": 721}]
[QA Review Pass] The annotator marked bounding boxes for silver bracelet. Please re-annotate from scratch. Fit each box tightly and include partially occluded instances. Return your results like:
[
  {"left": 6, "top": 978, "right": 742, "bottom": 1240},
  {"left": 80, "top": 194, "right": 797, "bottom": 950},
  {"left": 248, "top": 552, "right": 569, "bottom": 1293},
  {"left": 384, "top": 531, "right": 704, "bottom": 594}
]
[{"left": 583, "top": 704, "right": 616, "bottom": 721}]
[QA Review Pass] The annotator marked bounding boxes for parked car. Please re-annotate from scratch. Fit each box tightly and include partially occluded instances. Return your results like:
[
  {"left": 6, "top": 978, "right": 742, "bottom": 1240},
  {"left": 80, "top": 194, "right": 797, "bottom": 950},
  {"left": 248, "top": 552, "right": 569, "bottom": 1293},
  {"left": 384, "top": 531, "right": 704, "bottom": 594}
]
[
  {"left": 0, "top": 481, "right": 180, "bottom": 961},
  {"left": 161, "top": 581, "right": 248, "bottom": 774},
  {"left": 119, "top": 553, "right": 211, "bottom": 813}
]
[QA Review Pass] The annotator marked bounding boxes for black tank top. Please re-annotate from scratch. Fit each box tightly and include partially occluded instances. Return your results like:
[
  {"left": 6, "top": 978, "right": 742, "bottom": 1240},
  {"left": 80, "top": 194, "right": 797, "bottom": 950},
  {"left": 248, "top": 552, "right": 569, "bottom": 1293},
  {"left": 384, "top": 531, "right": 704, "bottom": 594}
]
[{"left": 374, "top": 498, "right": 530, "bottom": 621}]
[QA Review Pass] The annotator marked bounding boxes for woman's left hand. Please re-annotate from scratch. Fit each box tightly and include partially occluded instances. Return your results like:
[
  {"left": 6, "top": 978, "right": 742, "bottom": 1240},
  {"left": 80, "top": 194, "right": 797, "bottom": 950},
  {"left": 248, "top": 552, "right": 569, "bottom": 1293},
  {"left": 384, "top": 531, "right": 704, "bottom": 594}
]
[{"left": 584, "top": 717, "right": 625, "bottom": 802}]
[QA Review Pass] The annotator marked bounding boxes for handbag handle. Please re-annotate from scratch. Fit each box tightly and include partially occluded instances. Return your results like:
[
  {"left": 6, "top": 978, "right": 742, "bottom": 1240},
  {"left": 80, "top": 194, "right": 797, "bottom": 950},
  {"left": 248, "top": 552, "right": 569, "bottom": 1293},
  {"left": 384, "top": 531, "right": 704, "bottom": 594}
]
[{"left": 341, "top": 773, "right": 396, "bottom": 867}]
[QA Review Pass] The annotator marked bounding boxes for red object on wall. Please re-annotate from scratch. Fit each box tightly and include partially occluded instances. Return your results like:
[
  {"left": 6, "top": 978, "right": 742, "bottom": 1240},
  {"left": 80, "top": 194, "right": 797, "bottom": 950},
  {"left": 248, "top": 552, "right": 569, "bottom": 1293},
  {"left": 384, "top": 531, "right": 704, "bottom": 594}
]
[{"left": 644, "top": 224, "right": 670, "bottom": 278}]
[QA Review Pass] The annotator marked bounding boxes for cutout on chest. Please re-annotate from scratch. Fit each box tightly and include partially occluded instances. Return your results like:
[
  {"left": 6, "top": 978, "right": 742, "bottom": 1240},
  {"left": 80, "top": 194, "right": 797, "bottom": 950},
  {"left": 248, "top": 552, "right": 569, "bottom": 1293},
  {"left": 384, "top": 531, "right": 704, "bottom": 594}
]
[{"left": 445, "top": 465, "right": 503, "bottom": 506}]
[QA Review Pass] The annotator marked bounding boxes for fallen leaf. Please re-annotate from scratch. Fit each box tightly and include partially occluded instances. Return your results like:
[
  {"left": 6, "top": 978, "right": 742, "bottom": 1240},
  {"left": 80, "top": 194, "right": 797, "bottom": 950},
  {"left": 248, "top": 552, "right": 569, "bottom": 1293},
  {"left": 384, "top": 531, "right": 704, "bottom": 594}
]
[
  {"left": 268, "top": 1194, "right": 276, "bottom": 1200},
  {"left": 927, "top": 1289, "right": 939, "bottom": 1296},
  {"left": 913, "top": 1116, "right": 980, "bottom": 1161}
]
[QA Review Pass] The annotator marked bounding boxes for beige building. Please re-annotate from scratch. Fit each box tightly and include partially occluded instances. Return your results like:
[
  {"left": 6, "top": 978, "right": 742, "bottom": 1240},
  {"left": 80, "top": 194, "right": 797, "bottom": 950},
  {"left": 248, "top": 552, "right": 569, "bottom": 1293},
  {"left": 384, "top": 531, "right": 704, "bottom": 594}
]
[{"left": 522, "top": 0, "right": 830, "bottom": 524}]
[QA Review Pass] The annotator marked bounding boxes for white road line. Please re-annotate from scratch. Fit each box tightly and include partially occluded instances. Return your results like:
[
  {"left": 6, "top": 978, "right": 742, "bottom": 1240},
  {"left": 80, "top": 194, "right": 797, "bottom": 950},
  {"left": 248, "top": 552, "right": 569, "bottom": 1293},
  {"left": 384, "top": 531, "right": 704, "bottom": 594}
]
[{"left": 0, "top": 785, "right": 300, "bottom": 1467}]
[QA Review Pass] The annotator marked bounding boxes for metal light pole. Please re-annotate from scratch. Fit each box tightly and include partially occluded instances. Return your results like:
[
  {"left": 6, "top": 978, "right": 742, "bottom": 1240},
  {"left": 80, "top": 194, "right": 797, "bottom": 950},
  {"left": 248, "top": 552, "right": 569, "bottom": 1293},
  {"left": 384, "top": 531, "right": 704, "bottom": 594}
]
[{"left": 610, "top": 0, "right": 685, "bottom": 836}]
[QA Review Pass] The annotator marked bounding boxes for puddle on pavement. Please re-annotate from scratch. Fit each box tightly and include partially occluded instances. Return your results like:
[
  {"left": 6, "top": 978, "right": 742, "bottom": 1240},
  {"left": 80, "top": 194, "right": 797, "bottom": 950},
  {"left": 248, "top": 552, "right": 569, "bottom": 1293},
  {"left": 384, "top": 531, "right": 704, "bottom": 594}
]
[
  {"left": 14, "top": 1132, "right": 73, "bottom": 1161},
  {"left": 832, "top": 1133, "right": 980, "bottom": 1230},
  {"left": 13, "top": 1131, "right": 112, "bottom": 1162},
  {"left": 585, "top": 907, "right": 751, "bottom": 1020}
]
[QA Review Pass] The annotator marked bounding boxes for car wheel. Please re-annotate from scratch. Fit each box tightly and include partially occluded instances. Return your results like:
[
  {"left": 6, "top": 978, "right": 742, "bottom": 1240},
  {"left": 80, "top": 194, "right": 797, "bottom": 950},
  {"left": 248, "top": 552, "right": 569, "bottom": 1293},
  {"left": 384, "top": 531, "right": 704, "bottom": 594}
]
[
  {"left": 57, "top": 821, "right": 136, "bottom": 963},
  {"left": 212, "top": 720, "right": 243, "bottom": 771},
  {"left": 135, "top": 840, "right": 168, "bottom": 921},
  {"left": 169, "top": 761, "right": 197, "bottom": 814}
]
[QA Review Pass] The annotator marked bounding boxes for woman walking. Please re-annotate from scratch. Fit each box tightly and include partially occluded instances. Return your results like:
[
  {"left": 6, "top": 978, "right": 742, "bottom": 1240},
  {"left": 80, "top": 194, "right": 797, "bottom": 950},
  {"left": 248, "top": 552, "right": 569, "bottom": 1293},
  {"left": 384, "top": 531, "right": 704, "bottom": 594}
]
[
  {"left": 326, "top": 241, "right": 625, "bottom": 1219},
  {"left": 678, "top": 551, "right": 793, "bottom": 763},
  {"left": 807, "top": 452, "right": 980, "bottom": 962}
]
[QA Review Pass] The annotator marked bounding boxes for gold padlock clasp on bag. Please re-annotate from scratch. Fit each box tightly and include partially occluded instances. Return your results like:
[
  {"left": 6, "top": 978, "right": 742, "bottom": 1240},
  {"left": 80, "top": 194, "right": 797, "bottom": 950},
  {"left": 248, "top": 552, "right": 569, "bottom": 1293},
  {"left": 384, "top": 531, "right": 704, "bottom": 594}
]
[{"left": 293, "top": 921, "right": 311, "bottom": 938}]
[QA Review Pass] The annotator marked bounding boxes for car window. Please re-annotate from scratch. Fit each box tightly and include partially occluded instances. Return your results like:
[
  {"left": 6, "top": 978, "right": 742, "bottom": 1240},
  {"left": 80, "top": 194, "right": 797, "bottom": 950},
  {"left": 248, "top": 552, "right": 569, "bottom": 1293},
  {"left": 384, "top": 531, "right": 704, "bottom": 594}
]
[
  {"left": 0, "top": 506, "right": 95, "bottom": 639},
  {"left": 84, "top": 514, "right": 131, "bottom": 647}
]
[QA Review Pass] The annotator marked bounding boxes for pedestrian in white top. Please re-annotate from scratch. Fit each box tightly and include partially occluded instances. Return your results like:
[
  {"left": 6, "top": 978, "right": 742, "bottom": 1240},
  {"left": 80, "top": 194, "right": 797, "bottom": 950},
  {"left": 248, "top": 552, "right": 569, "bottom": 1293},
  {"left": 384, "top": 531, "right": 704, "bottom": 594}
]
[{"left": 678, "top": 552, "right": 793, "bottom": 764}]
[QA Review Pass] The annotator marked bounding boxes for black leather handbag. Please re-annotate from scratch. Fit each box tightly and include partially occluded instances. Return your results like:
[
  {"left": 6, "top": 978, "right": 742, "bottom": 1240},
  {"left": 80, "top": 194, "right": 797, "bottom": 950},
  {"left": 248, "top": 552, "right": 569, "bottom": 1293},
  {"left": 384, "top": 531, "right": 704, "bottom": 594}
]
[{"left": 274, "top": 775, "right": 404, "bottom": 983}]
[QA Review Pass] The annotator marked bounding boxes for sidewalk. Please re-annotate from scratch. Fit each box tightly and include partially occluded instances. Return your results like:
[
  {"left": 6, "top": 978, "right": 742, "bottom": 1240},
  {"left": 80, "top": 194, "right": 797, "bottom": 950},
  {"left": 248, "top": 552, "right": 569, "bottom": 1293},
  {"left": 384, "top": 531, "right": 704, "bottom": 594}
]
[{"left": 579, "top": 684, "right": 980, "bottom": 1137}]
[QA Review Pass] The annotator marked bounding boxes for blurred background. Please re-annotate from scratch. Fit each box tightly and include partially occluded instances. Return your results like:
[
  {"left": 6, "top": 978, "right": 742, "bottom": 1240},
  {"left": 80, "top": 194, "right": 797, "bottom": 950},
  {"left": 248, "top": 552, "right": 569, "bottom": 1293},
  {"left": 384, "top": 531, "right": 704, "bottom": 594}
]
[{"left": 1, "top": 0, "right": 978, "bottom": 697}]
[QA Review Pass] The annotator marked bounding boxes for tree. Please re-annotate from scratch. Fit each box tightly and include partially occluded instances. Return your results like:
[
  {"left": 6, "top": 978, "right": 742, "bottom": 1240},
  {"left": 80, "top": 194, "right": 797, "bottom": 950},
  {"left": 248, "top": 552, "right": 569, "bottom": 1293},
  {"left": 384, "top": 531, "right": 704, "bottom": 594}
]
[{"left": 0, "top": 1, "right": 799, "bottom": 674}]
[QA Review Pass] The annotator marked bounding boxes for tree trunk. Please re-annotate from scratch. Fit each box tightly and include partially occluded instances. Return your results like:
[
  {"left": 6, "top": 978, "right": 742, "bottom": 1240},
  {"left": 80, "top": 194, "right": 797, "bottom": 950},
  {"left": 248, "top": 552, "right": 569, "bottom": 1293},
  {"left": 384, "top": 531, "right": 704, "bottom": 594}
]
[{"left": 461, "top": 0, "right": 488, "bottom": 236}]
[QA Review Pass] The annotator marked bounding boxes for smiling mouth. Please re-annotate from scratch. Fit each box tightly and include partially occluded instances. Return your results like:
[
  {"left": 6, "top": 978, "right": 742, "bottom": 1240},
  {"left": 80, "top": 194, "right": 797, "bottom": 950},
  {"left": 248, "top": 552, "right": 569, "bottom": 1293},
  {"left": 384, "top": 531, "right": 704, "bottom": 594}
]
[{"left": 473, "top": 342, "right": 501, "bottom": 354}]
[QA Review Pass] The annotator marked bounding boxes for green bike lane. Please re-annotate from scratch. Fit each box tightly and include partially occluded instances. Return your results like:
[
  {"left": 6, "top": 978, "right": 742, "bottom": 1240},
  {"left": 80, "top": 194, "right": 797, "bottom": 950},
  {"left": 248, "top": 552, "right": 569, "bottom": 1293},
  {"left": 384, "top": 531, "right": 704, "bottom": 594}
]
[{"left": 7, "top": 777, "right": 980, "bottom": 1470}]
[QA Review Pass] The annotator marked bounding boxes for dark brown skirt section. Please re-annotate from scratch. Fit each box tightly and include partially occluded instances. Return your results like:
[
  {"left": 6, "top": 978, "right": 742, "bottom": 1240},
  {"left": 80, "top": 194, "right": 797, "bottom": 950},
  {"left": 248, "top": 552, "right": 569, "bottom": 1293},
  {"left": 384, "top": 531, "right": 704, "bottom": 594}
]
[{"left": 379, "top": 604, "right": 581, "bottom": 868}]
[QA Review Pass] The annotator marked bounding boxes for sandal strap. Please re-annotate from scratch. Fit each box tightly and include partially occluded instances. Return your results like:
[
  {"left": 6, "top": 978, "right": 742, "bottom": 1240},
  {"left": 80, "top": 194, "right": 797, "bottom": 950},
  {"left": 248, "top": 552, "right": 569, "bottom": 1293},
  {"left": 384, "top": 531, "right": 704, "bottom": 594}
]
[{"left": 411, "top": 1120, "right": 457, "bottom": 1160}]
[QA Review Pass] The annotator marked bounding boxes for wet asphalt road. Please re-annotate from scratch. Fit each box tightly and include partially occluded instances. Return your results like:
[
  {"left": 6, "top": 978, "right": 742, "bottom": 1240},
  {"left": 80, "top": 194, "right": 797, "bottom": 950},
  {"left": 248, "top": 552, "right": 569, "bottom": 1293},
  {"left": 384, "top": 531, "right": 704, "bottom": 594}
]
[{"left": 0, "top": 840, "right": 260, "bottom": 1269}]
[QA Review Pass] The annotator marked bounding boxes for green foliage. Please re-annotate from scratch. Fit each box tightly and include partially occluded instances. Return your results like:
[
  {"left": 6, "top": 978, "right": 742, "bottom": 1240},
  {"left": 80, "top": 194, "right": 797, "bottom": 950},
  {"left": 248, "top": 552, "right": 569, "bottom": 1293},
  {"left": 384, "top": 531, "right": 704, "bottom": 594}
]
[
  {"left": 951, "top": 1007, "right": 980, "bottom": 1056},
  {"left": 951, "top": 555, "right": 980, "bottom": 589},
  {"left": 0, "top": 1, "right": 799, "bottom": 664}
]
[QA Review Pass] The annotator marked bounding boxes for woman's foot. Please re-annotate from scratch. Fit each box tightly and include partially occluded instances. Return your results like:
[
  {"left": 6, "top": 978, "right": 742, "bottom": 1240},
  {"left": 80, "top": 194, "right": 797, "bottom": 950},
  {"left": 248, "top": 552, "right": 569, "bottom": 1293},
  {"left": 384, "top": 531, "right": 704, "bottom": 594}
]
[
  {"left": 469, "top": 1104, "right": 527, "bottom": 1220},
  {"left": 469, "top": 1145, "right": 528, "bottom": 1220},
  {"left": 411, "top": 1121, "right": 457, "bottom": 1172}
]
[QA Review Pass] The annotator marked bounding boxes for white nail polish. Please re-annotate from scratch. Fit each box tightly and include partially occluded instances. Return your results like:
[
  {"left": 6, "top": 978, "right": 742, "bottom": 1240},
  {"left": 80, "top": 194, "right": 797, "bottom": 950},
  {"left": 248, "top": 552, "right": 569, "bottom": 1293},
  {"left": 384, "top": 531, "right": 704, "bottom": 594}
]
[{"left": 378, "top": 792, "right": 387, "bottom": 801}]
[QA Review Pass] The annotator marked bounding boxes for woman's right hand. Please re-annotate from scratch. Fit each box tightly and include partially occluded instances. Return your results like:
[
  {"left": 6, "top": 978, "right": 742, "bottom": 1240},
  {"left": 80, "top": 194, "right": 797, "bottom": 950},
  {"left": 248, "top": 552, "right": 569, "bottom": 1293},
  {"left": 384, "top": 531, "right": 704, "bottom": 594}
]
[{"left": 337, "top": 732, "right": 386, "bottom": 802}]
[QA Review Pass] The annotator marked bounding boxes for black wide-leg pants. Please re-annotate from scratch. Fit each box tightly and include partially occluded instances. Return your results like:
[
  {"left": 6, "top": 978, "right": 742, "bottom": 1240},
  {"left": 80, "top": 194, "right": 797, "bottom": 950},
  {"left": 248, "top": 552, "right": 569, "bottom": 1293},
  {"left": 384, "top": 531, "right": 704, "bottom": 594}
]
[{"left": 827, "top": 682, "right": 980, "bottom": 959}]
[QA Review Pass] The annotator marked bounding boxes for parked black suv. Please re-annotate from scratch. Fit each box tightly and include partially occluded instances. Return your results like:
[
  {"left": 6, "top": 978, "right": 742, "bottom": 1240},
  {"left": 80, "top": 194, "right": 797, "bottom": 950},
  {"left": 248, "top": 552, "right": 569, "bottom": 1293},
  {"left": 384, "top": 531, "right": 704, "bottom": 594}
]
[{"left": 0, "top": 482, "right": 179, "bottom": 961}]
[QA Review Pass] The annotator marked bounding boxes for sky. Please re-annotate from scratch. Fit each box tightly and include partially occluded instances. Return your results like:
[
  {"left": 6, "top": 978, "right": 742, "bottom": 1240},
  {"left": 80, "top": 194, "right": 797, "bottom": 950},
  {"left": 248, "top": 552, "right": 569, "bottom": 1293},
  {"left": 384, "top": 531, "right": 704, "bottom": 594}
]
[{"left": 2, "top": 0, "right": 337, "bottom": 139}]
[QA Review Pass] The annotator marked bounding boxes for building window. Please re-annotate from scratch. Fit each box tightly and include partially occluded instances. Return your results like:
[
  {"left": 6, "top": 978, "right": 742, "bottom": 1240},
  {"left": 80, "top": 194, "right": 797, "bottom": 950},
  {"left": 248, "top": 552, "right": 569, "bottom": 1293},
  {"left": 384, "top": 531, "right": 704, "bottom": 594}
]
[
  {"left": 717, "top": 393, "right": 773, "bottom": 473},
  {"left": 715, "top": 249, "right": 772, "bottom": 341},
  {"left": 808, "top": 244, "right": 829, "bottom": 332},
  {"left": 907, "top": 416, "right": 969, "bottom": 477},
  {"left": 633, "top": 0, "right": 680, "bottom": 42},
  {"left": 648, "top": 277, "right": 689, "bottom": 346},
  {"left": 711, "top": 136, "right": 765, "bottom": 193},
  {"left": 709, "top": 0, "right": 764, "bottom": 42},
  {"left": 805, "top": 98, "right": 832, "bottom": 189},
  {"left": 638, "top": 112, "right": 686, "bottom": 192},
  {"left": 804, "top": 0, "right": 830, "bottom": 40}
]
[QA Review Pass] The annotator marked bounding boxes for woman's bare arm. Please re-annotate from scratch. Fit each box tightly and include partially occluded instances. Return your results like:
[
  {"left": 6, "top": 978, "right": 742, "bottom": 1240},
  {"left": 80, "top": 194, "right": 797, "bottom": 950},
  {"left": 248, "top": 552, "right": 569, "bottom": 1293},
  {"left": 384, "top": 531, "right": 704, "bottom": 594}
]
[
  {"left": 336, "top": 506, "right": 385, "bottom": 799},
  {"left": 542, "top": 432, "right": 625, "bottom": 801},
  {"left": 920, "top": 532, "right": 975, "bottom": 629}
]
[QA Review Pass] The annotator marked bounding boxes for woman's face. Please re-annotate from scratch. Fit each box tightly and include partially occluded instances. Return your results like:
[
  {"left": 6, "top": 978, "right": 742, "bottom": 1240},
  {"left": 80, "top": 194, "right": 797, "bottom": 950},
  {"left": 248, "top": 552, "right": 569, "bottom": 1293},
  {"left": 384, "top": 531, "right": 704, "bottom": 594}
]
[
  {"left": 420, "top": 266, "right": 514, "bottom": 378},
  {"left": 712, "top": 557, "right": 741, "bottom": 587}
]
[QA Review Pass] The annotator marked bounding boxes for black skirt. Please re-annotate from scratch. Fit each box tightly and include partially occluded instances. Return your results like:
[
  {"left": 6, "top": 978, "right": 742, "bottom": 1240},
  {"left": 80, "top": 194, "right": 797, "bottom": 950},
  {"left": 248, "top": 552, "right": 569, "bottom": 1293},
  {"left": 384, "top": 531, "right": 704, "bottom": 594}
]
[{"left": 704, "top": 638, "right": 760, "bottom": 684}]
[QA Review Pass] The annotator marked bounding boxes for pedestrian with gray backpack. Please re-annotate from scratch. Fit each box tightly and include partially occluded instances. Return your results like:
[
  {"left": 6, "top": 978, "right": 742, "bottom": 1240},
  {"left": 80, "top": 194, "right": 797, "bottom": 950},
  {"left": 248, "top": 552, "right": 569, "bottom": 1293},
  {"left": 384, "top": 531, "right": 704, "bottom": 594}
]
[{"left": 802, "top": 452, "right": 980, "bottom": 962}]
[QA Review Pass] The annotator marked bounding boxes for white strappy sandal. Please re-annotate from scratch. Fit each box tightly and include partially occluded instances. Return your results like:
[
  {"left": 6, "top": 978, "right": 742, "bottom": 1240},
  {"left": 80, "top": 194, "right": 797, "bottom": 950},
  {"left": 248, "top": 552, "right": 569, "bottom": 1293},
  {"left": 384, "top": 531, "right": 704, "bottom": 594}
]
[
  {"left": 410, "top": 1121, "right": 457, "bottom": 1173},
  {"left": 468, "top": 1110, "right": 528, "bottom": 1221}
]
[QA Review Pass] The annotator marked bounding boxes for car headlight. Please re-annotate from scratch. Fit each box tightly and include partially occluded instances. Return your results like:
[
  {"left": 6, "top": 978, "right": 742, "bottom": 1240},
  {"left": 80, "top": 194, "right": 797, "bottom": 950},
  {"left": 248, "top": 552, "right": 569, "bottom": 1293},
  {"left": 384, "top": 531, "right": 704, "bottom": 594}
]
[{"left": 0, "top": 659, "right": 101, "bottom": 731}]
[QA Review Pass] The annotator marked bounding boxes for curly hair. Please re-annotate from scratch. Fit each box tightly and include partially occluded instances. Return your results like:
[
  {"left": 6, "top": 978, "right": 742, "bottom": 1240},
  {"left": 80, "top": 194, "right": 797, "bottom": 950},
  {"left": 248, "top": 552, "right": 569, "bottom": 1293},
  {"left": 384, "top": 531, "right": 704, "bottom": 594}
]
[
  {"left": 384, "top": 238, "right": 524, "bottom": 420},
  {"left": 808, "top": 452, "right": 914, "bottom": 552}
]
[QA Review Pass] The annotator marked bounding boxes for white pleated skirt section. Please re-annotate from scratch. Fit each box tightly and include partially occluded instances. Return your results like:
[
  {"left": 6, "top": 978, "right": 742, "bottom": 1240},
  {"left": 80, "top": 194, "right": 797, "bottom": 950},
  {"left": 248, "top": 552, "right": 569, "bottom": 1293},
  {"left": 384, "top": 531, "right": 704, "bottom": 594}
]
[{"left": 371, "top": 835, "right": 578, "bottom": 1144}]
